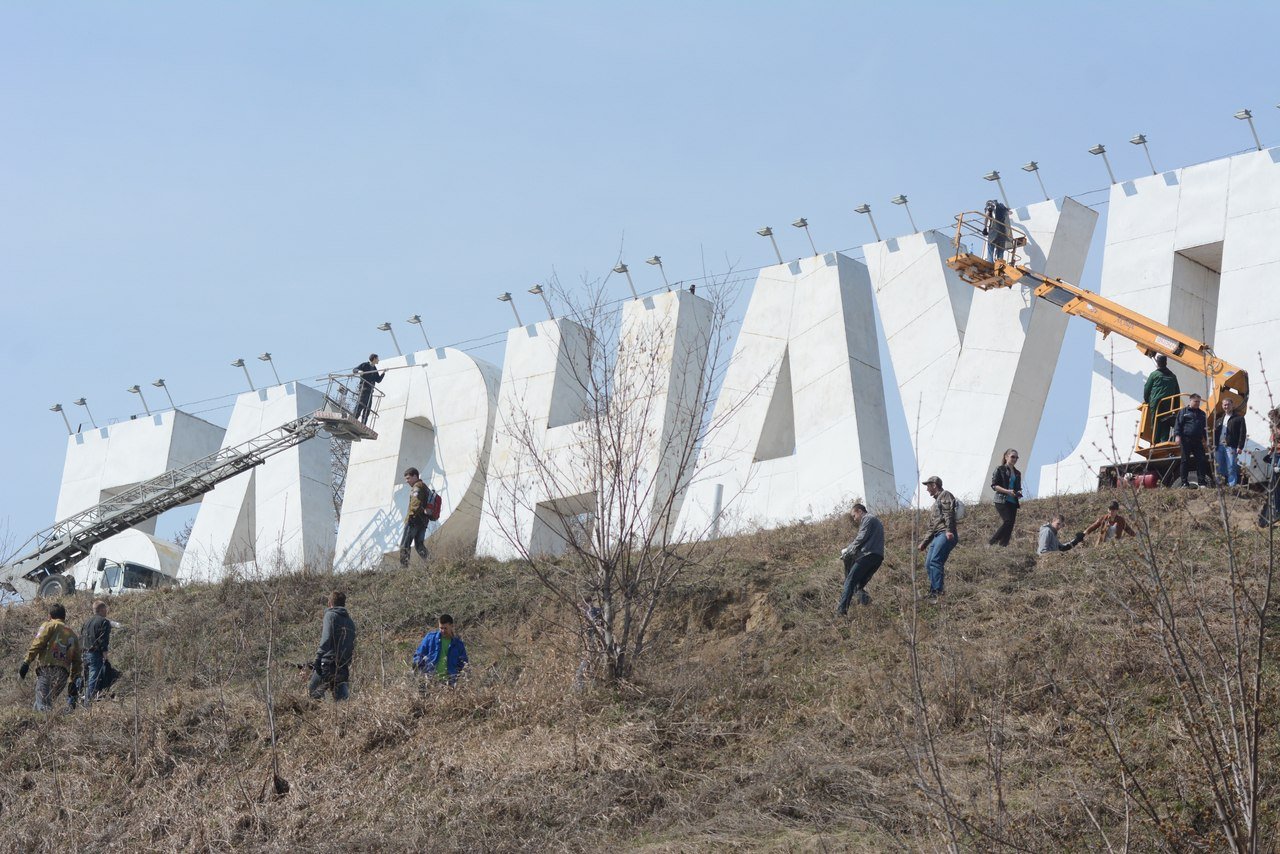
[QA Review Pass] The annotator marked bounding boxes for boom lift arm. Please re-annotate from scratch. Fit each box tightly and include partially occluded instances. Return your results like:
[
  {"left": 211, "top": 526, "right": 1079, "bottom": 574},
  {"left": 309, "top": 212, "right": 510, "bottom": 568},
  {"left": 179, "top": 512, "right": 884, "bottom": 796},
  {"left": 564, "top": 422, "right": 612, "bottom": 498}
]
[
  {"left": 1, "top": 373, "right": 381, "bottom": 599},
  {"left": 945, "top": 211, "right": 1248, "bottom": 462}
]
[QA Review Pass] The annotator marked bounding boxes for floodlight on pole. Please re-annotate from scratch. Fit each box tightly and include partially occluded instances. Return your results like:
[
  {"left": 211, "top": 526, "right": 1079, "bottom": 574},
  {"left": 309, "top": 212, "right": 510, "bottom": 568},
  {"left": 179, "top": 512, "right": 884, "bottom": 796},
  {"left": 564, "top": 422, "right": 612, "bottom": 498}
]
[
  {"left": 406, "top": 314, "right": 431, "bottom": 347},
  {"left": 890, "top": 195, "right": 918, "bottom": 233},
  {"left": 645, "top": 256, "right": 670, "bottom": 290},
  {"left": 375, "top": 322, "right": 402, "bottom": 356},
  {"left": 1235, "top": 108, "right": 1262, "bottom": 151},
  {"left": 982, "top": 171, "right": 1010, "bottom": 207},
  {"left": 72, "top": 397, "right": 98, "bottom": 429},
  {"left": 791, "top": 218, "right": 818, "bottom": 256},
  {"left": 612, "top": 263, "right": 639, "bottom": 299},
  {"left": 152, "top": 378, "right": 176, "bottom": 409},
  {"left": 756, "top": 227, "right": 784, "bottom": 264},
  {"left": 528, "top": 284, "right": 555, "bottom": 320},
  {"left": 1021, "top": 161, "right": 1049, "bottom": 201},
  {"left": 230, "top": 359, "right": 256, "bottom": 391},
  {"left": 1088, "top": 144, "right": 1117, "bottom": 184},
  {"left": 50, "top": 403, "right": 73, "bottom": 435},
  {"left": 126, "top": 384, "right": 152, "bottom": 416},
  {"left": 497, "top": 292, "right": 523, "bottom": 326},
  {"left": 1129, "top": 134, "right": 1157, "bottom": 175},
  {"left": 256, "top": 352, "right": 282, "bottom": 386},
  {"left": 853, "top": 204, "right": 881, "bottom": 241}
]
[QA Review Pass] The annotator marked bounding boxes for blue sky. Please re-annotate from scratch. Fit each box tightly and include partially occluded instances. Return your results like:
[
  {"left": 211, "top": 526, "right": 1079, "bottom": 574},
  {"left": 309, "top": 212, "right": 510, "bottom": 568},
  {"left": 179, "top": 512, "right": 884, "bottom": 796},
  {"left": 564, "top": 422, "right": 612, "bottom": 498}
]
[{"left": 2, "top": 1, "right": 1277, "bottom": 545}]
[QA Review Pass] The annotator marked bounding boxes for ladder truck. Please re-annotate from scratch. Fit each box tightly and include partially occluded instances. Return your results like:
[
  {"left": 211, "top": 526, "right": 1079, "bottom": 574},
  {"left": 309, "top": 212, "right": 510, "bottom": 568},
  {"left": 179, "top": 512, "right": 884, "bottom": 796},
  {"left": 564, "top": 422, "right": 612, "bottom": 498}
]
[
  {"left": 0, "top": 374, "right": 381, "bottom": 601},
  {"left": 945, "top": 211, "right": 1250, "bottom": 487}
]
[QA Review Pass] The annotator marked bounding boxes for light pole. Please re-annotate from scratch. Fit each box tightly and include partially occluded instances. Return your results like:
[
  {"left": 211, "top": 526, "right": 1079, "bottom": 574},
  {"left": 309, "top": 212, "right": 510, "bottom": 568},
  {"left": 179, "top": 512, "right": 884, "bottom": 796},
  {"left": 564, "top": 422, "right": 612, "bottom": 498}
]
[
  {"left": 891, "top": 195, "right": 918, "bottom": 232},
  {"left": 1235, "top": 109, "right": 1263, "bottom": 151},
  {"left": 497, "top": 292, "right": 523, "bottom": 326},
  {"left": 258, "top": 352, "right": 281, "bottom": 385},
  {"left": 528, "top": 284, "right": 555, "bottom": 319},
  {"left": 230, "top": 359, "right": 255, "bottom": 392},
  {"left": 50, "top": 403, "right": 72, "bottom": 435},
  {"left": 756, "top": 227, "right": 783, "bottom": 264},
  {"left": 1130, "top": 134, "right": 1157, "bottom": 175},
  {"left": 153, "top": 379, "right": 176, "bottom": 409},
  {"left": 791, "top": 217, "right": 817, "bottom": 256},
  {"left": 1088, "top": 143, "right": 1117, "bottom": 184},
  {"left": 646, "top": 256, "right": 670, "bottom": 290},
  {"left": 983, "top": 171, "right": 1009, "bottom": 207},
  {"left": 854, "top": 204, "right": 881, "bottom": 241},
  {"left": 376, "top": 322, "right": 402, "bottom": 356},
  {"left": 127, "top": 384, "right": 152, "bottom": 416},
  {"left": 406, "top": 314, "right": 432, "bottom": 348},
  {"left": 612, "top": 263, "right": 639, "bottom": 299},
  {"left": 1022, "top": 161, "right": 1049, "bottom": 201},
  {"left": 73, "top": 397, "right": 97, "bottom": 429}
]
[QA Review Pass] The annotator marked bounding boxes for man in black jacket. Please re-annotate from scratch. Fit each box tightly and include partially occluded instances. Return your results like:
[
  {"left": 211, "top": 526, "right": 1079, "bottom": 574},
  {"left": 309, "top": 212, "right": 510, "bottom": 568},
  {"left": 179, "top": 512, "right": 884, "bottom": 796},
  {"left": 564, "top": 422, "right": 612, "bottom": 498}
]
[
  {"left": 353, "top": 354, "right": 384, "bottom": 424},
  {"left": 1174, "top": 393, "right": 1210, "bottom": 488},
  {"left": 309, "top": 591, "right": 356, "bottom": 702},
  {"left": 80, "top": 600, "right": 112, "bottom": 706},
  {"left": 1213, "top": 397, "right": 1247, "bottom": 486}
]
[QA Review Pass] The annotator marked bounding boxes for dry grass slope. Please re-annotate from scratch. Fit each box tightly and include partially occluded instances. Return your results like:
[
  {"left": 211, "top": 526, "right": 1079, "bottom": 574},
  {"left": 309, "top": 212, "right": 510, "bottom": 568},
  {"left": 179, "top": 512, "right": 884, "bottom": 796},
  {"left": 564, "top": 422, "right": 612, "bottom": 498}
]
[{"left": 0, "top": 488, "right": 1276, "bottom": 852}]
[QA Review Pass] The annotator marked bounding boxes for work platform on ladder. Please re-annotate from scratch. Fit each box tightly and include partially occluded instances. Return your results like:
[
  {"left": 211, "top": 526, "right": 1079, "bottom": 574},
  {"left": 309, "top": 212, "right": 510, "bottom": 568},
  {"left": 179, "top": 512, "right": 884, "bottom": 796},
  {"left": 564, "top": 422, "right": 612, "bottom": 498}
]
[{"left": 0, "top": 373, "right": 383, "bottom": 600}]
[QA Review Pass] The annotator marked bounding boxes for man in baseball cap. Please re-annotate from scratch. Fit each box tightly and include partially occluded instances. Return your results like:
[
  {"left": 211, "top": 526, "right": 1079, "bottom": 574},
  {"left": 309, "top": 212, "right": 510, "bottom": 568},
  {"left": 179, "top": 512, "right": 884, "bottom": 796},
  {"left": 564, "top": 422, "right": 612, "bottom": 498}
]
[{"left": 919, "top": 476, "right": 958, "bottom": 598}]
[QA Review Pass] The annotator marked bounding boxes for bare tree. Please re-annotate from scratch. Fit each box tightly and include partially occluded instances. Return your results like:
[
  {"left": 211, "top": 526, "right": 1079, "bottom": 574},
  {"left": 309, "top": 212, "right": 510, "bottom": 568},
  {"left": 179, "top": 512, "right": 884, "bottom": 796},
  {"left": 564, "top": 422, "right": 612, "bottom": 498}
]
[{"left": 484, "top": 275, "right": 751, "bottom": 684}]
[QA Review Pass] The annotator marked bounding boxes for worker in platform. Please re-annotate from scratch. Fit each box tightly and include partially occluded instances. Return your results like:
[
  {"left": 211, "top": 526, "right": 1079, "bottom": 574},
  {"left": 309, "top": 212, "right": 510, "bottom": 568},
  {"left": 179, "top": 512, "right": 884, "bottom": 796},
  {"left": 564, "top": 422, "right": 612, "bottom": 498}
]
[
  {"left": 19, "top": 603, "right": 81, "bottom": 712},
  {"left": 1082, "top": 501, "right": 1137, "bottom": 545},
  {"left": 400, "top": 467, "right": 432, "bottom": 567},
  {"left": 836, "top": 503, "right": 885, "bottom": 613},
  {"left": 1174, "top": 393, "right": 1210, "bottom": 488},
  {"left": 918, "top": 476, "right": 959, "bottom": 599},
  {"left": 983, "top": 199, "right": 1010, "bottom": 263},
  {"left": 353, "top": 353, "right": 385, "bottom": 424},
  {"left": 1143, "top": 354, "right": 1181, "bottom": 443},
  {"left": 988, "top": 448, "right": 1023, "bottom": 547},
  {"left": 1037, "top": 515, "right": 1084, "bottom": 555},
  {"left": 1213, "top": 397, "right": 1247, "bottom": 487}
]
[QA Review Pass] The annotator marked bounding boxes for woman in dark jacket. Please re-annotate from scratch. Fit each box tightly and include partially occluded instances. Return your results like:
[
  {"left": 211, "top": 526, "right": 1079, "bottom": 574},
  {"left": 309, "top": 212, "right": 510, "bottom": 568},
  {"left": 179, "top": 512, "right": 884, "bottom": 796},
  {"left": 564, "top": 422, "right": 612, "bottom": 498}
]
[{"left": 989, "top": 448, "right": 1022, "bottom": 546}]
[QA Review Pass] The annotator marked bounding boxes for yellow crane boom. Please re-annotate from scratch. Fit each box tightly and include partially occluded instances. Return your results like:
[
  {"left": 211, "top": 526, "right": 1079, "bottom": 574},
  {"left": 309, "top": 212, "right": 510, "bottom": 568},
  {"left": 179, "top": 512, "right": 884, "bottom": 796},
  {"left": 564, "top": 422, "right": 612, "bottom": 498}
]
[{"left": 944, "top": 211, "right": 1248, "bottom": 464}]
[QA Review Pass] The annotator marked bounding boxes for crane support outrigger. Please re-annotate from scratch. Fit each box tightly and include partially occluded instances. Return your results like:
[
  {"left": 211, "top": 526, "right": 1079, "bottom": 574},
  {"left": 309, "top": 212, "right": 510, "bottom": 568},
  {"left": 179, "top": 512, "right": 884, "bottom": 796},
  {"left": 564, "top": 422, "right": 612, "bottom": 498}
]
[{"left": 945, "top": 211, "right": 1249, "bottom": 485}]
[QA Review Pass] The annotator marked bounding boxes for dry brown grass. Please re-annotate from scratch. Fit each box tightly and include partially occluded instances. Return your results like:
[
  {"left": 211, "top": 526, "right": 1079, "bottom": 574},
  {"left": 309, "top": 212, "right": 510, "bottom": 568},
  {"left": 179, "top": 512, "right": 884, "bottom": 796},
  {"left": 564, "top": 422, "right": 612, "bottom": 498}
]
[{"left": 0, "top": 489, "right": 1277, "bottom": 852}]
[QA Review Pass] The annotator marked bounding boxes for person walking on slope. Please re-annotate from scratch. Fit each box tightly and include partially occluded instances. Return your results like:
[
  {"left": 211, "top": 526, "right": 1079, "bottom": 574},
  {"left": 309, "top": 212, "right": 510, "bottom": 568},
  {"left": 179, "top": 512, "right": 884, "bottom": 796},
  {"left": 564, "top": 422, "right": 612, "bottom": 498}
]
[
  {"left": 1143, "top": 354, "right": 1181, "bottom": 443},
  {"left": 1174, "top": 393, "right": 1210, "bottom": 488},
  {"left": 988, "top": 448, "right": 1023, "bottom": 547},
  {"left": 353, "top": 354, "right": 385, "bottom": 424},
  {"left": 400, "top": 467, "right": 433, "bottom": 567},
  {"left": 1213, "top": 397, "right": 1247, "bottom": 487},
  {"left": 19, "top": 603, "right": 81, "bottom": 712},
  {"left": 836, "top": 503, "right": 885, "bottom": 614},
  {"left": 1038, "top": 515, "right": 1084, "bottom": 555},
  {"left": 413, "top": 614, "right": 469, "bottom": 687},
  {"left": 1082, "top": 501, "right": 1137, "bottom": 545},
  {"left": 919, "top": 476, "right": 958, "bottom": 599},
  {"left": 80, "top": 600, "right": 112, "bottom": 707},
  {"left": 309, "top": 591, "right": 356, "bottom": 702}
]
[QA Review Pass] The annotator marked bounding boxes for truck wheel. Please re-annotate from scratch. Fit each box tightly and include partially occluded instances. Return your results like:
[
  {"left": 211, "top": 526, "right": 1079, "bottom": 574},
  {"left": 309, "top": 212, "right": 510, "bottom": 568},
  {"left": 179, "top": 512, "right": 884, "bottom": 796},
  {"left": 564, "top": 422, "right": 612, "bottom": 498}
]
[{"left": 38, "top": 575, "right": 72, "bottom": 598}]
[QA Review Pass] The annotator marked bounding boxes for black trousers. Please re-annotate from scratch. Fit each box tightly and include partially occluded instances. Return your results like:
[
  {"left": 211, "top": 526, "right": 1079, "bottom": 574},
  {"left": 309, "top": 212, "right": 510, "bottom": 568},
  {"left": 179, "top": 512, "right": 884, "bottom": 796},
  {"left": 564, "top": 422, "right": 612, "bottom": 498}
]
[
  {"left": 838, "top": 552, "right": 884, "bottom": 613},
  {"left": 354, "top": 389, "right": 375, "bottom": 424},
  {"left": 1180, "top": 439, "right": 1209, "bottom": 485},
  {"left": 989, "top": 501, "right": 1017, "bottom": 546},
  {"left": 400, "top": 521, "right": 429, "bottom": 565}
]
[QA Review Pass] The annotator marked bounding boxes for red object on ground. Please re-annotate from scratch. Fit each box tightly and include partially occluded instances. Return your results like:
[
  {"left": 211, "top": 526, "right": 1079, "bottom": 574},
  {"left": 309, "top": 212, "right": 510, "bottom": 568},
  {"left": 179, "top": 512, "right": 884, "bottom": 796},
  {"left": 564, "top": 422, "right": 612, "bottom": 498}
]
[{"left": 1133, "top": 473, "right": 1159, "bottom": 489}]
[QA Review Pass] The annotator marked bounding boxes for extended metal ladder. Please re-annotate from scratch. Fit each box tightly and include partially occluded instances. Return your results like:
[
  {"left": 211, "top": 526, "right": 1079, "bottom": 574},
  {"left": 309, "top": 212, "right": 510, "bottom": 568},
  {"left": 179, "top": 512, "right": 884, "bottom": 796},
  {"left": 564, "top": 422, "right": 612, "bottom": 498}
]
[{"left": 1, "top": 373, "right": 380, "bottom": 597}]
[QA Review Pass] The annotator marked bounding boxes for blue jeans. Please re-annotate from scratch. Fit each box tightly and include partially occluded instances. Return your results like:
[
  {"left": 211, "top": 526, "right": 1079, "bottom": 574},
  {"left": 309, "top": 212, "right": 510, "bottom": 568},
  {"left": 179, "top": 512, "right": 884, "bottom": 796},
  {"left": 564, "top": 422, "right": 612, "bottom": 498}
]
[
  {"left": 1215, "top": 445, "right": 1240, "bottom": 486},
  {"left": 83, "top": 650, "right": 105, "bottom": 705},
  {"left": 925, "top": 532, "right": 958, "bottom": 594},
  {"left": 986, "top": 241, "right": 1004, "bottom": 262}
]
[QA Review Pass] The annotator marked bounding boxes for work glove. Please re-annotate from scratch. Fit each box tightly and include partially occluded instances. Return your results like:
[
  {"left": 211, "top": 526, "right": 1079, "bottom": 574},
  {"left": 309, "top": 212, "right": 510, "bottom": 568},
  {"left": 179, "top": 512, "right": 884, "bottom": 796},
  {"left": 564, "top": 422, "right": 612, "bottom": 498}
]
[
  {"left": 1071, "top": 532, "right": 1085, "bottom": 547},
  {"left": 18, "top": 662, "right": 29, "bottom": 680}
]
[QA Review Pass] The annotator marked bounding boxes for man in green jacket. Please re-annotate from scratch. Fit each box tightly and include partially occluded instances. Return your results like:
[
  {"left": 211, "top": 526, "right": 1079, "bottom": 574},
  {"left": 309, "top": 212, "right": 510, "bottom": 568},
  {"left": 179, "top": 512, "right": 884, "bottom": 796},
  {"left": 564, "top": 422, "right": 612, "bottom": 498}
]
[{"left": 1143, "top": 354, "right": 1181, "bottom": 442}]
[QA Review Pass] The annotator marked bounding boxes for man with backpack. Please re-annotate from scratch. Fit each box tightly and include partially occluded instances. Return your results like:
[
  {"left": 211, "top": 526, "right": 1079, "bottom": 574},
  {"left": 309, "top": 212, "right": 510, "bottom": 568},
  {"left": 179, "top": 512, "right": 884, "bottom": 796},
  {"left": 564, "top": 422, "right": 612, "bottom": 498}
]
[
  {"left": 919, "top": 476, "right": 959, "bottom": 599},
  {"left": 19, "top": 603, "right": 81, "bottom": 712},
  {"left": 400, "top": 467, "right": 440, "bottom": 567}
]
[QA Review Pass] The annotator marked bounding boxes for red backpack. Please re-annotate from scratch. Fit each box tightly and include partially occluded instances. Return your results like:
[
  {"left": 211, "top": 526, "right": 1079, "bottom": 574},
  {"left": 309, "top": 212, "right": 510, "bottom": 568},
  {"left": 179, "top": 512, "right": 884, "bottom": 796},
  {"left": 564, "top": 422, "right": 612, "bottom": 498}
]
[{"left": 424, "top": 489, "right": 443, "bottom": 522}]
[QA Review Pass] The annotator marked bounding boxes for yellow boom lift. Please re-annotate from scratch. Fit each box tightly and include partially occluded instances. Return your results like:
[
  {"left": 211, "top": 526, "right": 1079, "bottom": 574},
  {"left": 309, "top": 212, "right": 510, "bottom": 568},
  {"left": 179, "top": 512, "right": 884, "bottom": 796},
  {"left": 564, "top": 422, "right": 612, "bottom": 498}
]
[{"left": 944, "top": 211, "right": 1249, "bottom": 485}]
